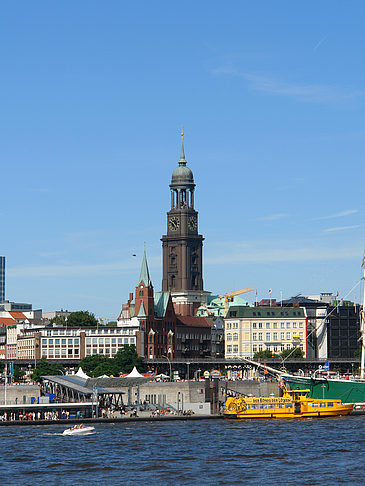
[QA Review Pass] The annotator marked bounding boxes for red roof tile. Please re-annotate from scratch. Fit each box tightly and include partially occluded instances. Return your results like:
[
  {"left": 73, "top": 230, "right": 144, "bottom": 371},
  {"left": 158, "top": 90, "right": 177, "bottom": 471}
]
[
  {"left": 0, "top": 318, "right": 17, "bottom": 326},
  {"left": 177, "top": 316, "right": 211, "bottom": 328},
  {"left": 9, "top": 312, "right": 26, "bottom": 319}
]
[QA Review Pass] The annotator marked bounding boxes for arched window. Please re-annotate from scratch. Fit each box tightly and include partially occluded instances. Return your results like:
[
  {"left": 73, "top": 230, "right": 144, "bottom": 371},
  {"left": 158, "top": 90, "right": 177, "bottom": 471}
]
[
  {"left": 227, "top": 333, "right": 232, "bottom": 341},
  {"left": 233, "top": 333, "right": 238, "bottom": 341}
]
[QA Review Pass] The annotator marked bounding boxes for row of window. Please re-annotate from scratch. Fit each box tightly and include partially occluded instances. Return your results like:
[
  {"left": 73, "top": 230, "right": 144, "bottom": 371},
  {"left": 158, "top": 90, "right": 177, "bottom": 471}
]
[
  {"left": 251, "top": 311, "right": 302, "bottom": 317},
  {"left": 43, "top": 329, "right": 79, "bottom": 336},
  {"left": 176, "top": 333, "right": 210, "bottom": 340},
  {"left": 226, "top": 321, "right": 304, "bottom": 330},
  {"left": 42, "top": 348, "right": 79, "bottom": 357},
  {"left": 85, "top": 337, "right": 135, "bottom": 345},
  {"left": 226, "top": 343, "right": 304, "bottom": 354},
  {"left": 226, "top": 332, "right": 304, "bottom": 341},
  {"left": 85, "top": 348, "right": 119, "bottom": 356},
  {"left": 85, "top": 328, "right": 125, "bottom": 335},
  {"left": 176, "top": 344, "right": 201, "bottom": 351},
  {"left": 42, "top": 338, "right": 80, "bottom": 346},
  {"left": 252, "top": 322, "right": 303, "bottom": 329}
]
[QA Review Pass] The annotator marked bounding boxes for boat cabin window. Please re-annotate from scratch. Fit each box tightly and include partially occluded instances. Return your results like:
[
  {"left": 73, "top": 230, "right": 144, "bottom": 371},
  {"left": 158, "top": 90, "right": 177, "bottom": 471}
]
[
  {"left": 285, "top": 404, "right": 292, "bottom": 408},
  {"left": 327, "top": 403, "right": 334, "bottom": 407}
]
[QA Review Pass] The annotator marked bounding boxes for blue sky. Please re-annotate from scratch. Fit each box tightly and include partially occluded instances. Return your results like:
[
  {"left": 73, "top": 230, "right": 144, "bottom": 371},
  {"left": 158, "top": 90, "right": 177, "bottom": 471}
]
[{"left": 1, "top": 1, "right": 364, "bottom": 317}]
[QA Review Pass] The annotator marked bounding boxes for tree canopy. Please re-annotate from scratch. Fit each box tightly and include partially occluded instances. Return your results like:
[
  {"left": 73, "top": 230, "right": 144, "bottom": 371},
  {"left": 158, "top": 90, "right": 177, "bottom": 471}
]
[
  {"left": 32, "top": 359, "right": 65, "bottom": 382},
  {"left": 105, "top": 321, "right": 118, "bottom": 327},
  {"left": 50, "top": 315, "right": 67, "bottom": 326},
  {"left": 78, "top": 345, "right": 144, "bottom": 377},
  {"left": 66, "top": 311, "right": 98, "bottom": 327},
  {"left": 13, "top": 365, "right": 25, "bottom": 382},
  {"left": 253, "top": 350, "right": 274, "bottom": 360},
  {"left": 280, "top": 347, "right": 304, "bottom": 359}
]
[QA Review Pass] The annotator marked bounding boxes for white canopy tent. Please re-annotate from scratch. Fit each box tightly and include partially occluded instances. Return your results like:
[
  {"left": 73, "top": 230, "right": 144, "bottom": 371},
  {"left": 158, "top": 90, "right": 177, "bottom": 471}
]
[
  {"left": 75, "top": 367, "right": 90, "bottom": 380},
  {"left": 125, "top": 366, "right": 145, "bottom": 378}
]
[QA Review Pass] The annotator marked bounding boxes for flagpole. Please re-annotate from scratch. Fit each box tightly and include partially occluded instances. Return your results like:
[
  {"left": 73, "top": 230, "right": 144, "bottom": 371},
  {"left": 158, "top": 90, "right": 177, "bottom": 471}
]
[{"left": 360, "top": 255, "right": 365, "bottom": 380}]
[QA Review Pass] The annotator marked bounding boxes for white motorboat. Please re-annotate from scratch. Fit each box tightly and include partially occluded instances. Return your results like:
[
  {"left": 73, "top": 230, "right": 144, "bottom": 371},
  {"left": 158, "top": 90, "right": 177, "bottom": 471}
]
[{"left": 62, "top": 424, "right": 95, "bottom": 436}]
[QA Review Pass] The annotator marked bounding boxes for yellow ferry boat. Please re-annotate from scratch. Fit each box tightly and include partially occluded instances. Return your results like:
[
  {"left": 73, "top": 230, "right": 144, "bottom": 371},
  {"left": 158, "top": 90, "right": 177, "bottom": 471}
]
[{"left": 224, "top": 387, "right": 353, "bottom": 419}]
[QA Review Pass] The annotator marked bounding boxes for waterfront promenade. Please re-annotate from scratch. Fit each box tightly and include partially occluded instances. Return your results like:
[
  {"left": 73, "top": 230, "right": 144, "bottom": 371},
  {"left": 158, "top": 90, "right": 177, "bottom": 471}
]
[{"left": 0, "top": 411, "right": 222, "bottom": 426}]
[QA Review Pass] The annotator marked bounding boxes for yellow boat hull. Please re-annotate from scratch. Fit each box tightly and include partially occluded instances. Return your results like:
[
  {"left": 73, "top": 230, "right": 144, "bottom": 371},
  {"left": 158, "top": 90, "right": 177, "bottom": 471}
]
[{"left": 224, "top": 388, "right": 354, "bottom": 419}]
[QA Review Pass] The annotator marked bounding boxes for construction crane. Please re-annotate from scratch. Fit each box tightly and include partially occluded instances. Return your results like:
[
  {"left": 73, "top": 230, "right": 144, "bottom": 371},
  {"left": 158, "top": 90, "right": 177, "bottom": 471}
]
[
  {"left": 98, "top": 317, "right": 118, "bottom": 325},
  {"left": 218, "top": 287, "right": 254, "bottom": 314}
]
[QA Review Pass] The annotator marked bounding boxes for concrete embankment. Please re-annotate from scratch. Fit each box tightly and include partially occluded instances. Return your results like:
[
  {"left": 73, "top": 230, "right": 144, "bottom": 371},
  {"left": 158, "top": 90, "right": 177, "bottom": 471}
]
[{"left": 0, "top": 414, "right": 224, "bottom": 426}]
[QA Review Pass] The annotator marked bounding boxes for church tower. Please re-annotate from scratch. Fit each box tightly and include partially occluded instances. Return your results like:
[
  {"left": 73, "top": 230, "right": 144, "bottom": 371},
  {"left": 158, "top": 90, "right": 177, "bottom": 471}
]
[
  {"left": 161, "top": 131, "right": 210, "bottom": 316},
  {"left": 135, "top": 248, "right": 154, "bottom": 318}
]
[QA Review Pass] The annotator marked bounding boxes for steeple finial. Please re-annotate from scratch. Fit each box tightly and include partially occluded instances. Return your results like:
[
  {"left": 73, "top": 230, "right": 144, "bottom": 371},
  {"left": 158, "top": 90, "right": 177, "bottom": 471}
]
[
  {"left": 179, "top": 126, "right": 186, "bottom": 165},
  {"left": 138, "top": 247, "right": 151, "bottom": 287}
]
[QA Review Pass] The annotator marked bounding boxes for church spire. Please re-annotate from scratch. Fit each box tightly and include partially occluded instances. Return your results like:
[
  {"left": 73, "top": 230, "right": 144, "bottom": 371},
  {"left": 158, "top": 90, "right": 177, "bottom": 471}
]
[
  {"left": 179, "top": 126, "right": 186, "bottom": 166},
  {"left": 138, "top": 248, "right": 151, "bottom": 287}
]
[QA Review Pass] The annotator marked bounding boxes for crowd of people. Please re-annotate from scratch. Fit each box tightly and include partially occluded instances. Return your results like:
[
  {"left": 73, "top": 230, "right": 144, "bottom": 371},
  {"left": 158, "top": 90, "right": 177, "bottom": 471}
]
[{"left": 0, "top": 410, "right": 62, "bottom": 421}]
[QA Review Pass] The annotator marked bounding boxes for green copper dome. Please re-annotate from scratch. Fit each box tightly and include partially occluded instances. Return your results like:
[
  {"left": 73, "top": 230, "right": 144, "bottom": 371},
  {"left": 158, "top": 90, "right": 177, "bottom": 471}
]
[{"left": 170, "top": 137, "right": 195, "bottom": 187}]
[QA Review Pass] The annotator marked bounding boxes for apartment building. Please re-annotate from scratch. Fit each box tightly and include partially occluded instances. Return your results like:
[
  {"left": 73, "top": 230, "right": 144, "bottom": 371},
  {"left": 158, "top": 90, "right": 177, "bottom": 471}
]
[{"left": 224, "top": 306, "right": 307, "bottom": 359}]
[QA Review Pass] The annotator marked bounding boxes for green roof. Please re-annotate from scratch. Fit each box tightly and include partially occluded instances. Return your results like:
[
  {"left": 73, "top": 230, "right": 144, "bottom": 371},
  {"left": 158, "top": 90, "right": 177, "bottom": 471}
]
[
  {"left": 197, "top": 295, "right": 252, "bottom": 317},
  {"left": 154, "top": 291, "right": 170, "bottom": 318},
  {"left": 137, "top": 301, "right": 147, "bottom": 317},
  {"left": 138, "top": 249, "right": 151, "bottom": 287}
]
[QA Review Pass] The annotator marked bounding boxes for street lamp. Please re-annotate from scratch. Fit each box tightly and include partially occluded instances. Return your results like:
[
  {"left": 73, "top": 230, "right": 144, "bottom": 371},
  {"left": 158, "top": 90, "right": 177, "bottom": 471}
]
[
  {"left": 186, "top": 361, "right": 190, "bottom": 381},
  {"left": 162, "top": 355, "right": 172, "bottom": 380}
]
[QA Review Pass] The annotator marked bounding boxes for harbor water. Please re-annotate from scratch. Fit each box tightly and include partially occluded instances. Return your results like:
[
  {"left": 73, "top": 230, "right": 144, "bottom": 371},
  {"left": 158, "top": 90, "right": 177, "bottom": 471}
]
[{"left": 1, "top": 416, "right": 364, "bottom": 485}]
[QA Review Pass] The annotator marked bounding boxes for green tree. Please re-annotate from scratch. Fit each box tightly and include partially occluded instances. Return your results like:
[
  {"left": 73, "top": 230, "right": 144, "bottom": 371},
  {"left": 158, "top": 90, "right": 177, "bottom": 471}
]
[
  {"left": 253, "top": 349, "right": 274, "bottom": 360},
  {"left": 13, "top": 365, "right": 25, "bottom": 382},
  {"left": 66, "top": 311, "right": 98, "bottom": 327},
  {"left": 78, "top": 345, "right": 144, "bottom": 377},
  {"left": 50, "top": 315, "right": 67, "bottom": 326},
  {"left": 280, "top": 347, "right": 304, "bottom": 360},
  {"left": 105, "top": 321, "right": 118, "bottom": 326},
  {"left": 78, "top": 354, "right": 110, "bottom": 376},
  {"left": 114, "top": 345, "right": 144, "bottom": 374},
  {"left": 93, "top": 361, "right": 119, "bottom": 377},
  {"left": 31, "top": 359, "right": 65, "bottom": 382}
]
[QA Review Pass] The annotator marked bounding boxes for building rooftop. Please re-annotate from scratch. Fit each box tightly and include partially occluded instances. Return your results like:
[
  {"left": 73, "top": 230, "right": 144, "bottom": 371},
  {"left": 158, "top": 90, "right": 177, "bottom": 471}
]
[
  {"left": 226, "top": 306, "right": 306, "bottom": 319},
  {"left": 177, "top": 316, "right": 211, "bottom": 328}
]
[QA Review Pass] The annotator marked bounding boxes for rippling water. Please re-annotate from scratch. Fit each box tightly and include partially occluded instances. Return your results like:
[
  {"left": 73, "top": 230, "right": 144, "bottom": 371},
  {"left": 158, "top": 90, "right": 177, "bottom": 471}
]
[{"left": 1, "top": 416, "right": 364, "bottom": 485}]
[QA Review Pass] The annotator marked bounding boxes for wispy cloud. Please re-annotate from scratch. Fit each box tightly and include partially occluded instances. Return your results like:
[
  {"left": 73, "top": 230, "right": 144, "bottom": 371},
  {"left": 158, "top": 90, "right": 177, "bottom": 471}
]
[
  {"left": 205, "top": 242, "right": 361, "bottom": 265},
  {"left": 324, "top": 225, "right": 360, "bottom": 233},
  {"left": 7, "top": 255, "right": 161, "bottom": 278},
  {"left": 314, "top": 209, "right": 359, "bottom": 220},
  {"left": 211, "top": 67, "right": 364, "bottom": 104},
  {"left": 259, "top": 213, "right": 290, "bottom": 221},
  {"left": 313, "top": 209, "right": 359, "bottom": 221}
]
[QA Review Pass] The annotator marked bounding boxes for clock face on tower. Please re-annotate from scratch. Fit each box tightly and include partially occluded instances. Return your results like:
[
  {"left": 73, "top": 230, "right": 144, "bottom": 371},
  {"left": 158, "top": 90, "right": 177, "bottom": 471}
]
[
  {"left": 188, "top": 215, "right": 198, "bottom": 231},
  {"left": 168, "top": 216, "right": 180, "bottom": 231}
]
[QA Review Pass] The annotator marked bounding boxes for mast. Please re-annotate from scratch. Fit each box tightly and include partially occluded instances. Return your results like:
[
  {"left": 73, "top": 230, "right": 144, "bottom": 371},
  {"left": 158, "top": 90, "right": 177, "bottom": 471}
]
[{"left": 360, "top": 255, "right": 365, "bottom": 379}]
